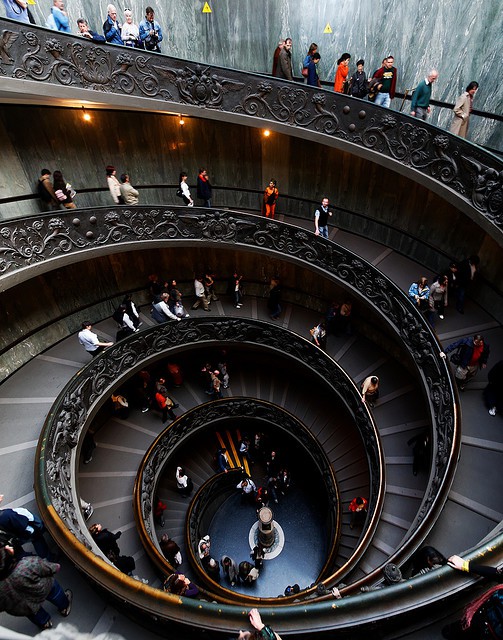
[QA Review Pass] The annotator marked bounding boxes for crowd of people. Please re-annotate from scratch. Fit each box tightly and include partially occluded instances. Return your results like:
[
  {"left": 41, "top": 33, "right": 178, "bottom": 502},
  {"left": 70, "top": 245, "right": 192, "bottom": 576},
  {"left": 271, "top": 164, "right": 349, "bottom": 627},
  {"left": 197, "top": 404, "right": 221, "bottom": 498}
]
[
  {"left": 3, "top": 4, "right": 484, "bottom": 146},
  {"left": 3, "top": 1, "right": 165, "bottom": 52},
  {"left": 274, "top": 38, "right": 479, "bottom": 137}
]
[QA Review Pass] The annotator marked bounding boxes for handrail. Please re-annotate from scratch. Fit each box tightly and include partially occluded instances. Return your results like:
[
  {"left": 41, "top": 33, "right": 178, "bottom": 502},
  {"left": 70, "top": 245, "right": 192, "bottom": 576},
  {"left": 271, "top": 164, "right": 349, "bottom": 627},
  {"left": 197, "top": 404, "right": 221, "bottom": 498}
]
[
  {"left": 43, "top": 322, "right": 383, "bottom": 570},
  {"left": 1, "top": 17, "right": 501, "bottom": 235},
  {"left": 133, "top": 398, "right": 346, "bottom": 603},
  {"left": 33, "top": 223, "right": 462, "bottom": 632},
  {"left": 25, "top": 205, "right": 458, "bottom": 567},
  {"left": 36, "top": 319, "right": 389, "bottom": 629}
]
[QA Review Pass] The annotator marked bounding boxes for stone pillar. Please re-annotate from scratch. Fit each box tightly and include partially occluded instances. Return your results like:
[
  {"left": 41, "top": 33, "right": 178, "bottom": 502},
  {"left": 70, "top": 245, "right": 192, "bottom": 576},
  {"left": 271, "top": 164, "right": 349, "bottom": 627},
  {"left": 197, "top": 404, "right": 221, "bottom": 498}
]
[{"left": 258, "top": 506, "right": 275, "bottom": 548}]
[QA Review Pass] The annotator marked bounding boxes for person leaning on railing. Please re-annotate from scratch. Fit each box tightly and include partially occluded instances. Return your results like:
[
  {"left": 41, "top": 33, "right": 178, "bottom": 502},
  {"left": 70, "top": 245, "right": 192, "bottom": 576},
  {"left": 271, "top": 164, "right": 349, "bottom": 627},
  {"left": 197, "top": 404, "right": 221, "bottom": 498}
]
[
  {"left": 442, "top": 554, "right": 503, "bottom": 639},
  {"left": 237, "top": 608, "right": 282, "bottom": 640}
]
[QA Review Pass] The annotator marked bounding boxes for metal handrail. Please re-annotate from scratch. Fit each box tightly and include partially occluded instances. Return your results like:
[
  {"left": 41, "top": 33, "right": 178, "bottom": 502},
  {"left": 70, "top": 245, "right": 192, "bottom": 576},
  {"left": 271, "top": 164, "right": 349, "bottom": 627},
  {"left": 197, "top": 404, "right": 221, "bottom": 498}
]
[{"left": 133, "top": 399, "right": 344, "bottom": 602}]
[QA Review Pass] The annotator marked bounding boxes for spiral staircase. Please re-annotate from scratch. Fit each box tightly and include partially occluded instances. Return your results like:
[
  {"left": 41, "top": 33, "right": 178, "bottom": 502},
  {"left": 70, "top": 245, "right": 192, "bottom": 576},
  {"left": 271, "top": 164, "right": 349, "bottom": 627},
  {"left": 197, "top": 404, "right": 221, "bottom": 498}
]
[{"left": 0, "top": 16, "right": 502, "bottom": 640}]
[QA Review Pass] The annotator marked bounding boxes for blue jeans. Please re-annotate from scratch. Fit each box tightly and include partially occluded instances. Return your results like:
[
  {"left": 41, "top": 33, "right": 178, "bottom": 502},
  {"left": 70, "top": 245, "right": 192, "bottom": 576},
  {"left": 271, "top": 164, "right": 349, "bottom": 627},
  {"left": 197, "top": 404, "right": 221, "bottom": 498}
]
[
  {"left": 375, "top": 92, "right": 391, "bottom": 108},
  {"left": 28, "top": 580, "right": 68, "bottom": 627},
  {"left": 318, "top": 225, "right": 328, "bottom": 239}
]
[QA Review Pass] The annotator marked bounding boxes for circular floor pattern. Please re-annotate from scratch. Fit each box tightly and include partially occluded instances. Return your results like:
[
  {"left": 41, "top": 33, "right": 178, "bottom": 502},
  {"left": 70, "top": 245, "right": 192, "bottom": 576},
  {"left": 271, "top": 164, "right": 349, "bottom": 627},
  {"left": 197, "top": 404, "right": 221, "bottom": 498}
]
[{"left": 248, "top": 519, "right": 285, "bottom": 560}]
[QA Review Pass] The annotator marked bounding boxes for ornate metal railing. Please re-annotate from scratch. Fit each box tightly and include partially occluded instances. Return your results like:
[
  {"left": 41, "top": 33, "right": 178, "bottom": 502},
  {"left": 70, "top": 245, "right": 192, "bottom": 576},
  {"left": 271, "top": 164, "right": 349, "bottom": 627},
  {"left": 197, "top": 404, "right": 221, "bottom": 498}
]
[
  {"left": 24, "top": 205, "right": 459, "bottom": 562},
  {"left": 133, "top": 398, "right": 345, "bottom": 600},
  {"left": 1, "top": 17, "right": 502, "bottom": 234},
  {"left": 33, "top": 306, "right": 499, "bottom": 634},
  {"left": 38, "top": 320, "right": 382, "bottom": 546},
  {"left": 176, "top": 401, "right": 341, "bottom": 596}
]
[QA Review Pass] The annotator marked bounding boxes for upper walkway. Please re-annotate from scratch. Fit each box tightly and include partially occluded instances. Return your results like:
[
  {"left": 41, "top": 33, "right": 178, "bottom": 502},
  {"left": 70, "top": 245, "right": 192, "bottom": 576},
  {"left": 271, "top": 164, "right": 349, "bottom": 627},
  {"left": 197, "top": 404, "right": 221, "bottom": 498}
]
[{"left": 0, "top": 17, "right": 502, "bottom": 241}]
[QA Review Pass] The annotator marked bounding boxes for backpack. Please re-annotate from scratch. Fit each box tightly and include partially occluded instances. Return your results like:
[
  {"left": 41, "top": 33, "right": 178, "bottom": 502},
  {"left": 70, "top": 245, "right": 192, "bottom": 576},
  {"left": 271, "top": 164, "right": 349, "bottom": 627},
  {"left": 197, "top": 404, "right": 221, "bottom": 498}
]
[{"left": 367, "top": 77, "right": 381, "bottom": 102}]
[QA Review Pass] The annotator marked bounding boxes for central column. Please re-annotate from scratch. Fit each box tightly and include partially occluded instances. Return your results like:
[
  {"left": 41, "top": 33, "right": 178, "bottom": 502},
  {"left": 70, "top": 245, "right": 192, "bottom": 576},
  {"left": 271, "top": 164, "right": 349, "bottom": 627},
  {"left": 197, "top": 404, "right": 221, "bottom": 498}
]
[{"left": 257, "top": 507, "right": 275, "bottom": 548}]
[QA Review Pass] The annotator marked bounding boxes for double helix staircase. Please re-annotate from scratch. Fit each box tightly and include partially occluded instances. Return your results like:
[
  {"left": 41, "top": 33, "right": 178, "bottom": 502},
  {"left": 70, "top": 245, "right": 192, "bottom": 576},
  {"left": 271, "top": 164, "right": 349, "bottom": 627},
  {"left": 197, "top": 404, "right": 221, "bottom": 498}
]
[{"left": 1, "top": 218, "right": 502, "bottom": 637}]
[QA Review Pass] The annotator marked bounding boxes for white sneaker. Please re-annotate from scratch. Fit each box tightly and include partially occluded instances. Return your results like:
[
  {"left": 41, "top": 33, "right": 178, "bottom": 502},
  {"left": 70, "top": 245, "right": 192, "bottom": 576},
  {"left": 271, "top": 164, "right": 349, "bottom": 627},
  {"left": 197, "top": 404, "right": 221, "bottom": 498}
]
[{"left": 489, "top": 407, "right": 496, "bottom": 416}]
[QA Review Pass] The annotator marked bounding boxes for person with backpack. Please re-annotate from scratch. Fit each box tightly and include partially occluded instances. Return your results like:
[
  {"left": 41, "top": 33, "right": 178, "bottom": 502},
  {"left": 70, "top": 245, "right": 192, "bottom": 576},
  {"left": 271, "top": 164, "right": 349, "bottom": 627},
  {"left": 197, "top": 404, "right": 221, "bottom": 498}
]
[
  {"left": 37, "top": 169, "right": 60, "bottom": 211},
  {"left": 52, "top": 170, "right": 76, "bottom": 209},
  {"left": 0, "top": 545, "right": 72, "bottom": 630},
  {"left": 349, "top": 59, "right": 368, "bottom": 99},
  {"left": 443, "top": 554, "right": 503, "bottom": 638}
]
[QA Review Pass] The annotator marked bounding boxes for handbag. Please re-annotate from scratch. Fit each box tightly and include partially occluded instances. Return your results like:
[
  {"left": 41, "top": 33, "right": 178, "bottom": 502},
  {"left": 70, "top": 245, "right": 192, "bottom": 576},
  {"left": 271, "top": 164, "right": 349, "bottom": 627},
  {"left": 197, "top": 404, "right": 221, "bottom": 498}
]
[
  {"left": 301, "top": 67, "right": 308, "bottom": 78},
  {"left": 176, "top": 187, "right": 184, "bottom": 198},
  {"left": 455, "top": 365, "right": 468, "bottom": 380}
]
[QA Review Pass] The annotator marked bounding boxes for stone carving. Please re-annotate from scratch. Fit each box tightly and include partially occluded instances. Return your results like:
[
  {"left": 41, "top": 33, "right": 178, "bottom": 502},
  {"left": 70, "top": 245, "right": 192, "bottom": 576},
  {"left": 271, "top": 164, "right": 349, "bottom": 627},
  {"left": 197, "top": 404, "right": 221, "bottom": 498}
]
[
  {"left": 1, "top": 19, "right": 502, "bottom": 227},
  {"left": 152, "top": 63, "right": 244, "bottom": 107}
]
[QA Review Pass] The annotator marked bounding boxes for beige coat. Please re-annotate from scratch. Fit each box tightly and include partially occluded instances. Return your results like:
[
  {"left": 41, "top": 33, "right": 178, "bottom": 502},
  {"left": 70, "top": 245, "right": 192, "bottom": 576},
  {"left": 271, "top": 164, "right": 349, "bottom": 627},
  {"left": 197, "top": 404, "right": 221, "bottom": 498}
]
[{"left": 450, "top": 91, "right": 472, "bottom": 138}]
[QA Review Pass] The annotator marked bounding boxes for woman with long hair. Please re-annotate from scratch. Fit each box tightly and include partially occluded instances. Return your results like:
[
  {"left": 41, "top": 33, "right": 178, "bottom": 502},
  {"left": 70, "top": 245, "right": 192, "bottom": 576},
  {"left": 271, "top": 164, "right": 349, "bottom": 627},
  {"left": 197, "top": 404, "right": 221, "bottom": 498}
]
[
  {"left": 106, "top": 165, "right": 123, "bottom": 204},
  {"left": 443, "top": 554, "right": 503, "bottom": 638},
  {"left": 52, "top": 170, "right": 76, "bottom": 209}
]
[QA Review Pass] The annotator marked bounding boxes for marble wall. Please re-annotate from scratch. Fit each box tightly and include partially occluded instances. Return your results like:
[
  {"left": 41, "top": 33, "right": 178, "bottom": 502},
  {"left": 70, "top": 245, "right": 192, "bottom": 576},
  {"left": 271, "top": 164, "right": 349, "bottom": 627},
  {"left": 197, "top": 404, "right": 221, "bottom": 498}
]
[{"left": 4, "top": 0, "right": 502, "bottom": 150}]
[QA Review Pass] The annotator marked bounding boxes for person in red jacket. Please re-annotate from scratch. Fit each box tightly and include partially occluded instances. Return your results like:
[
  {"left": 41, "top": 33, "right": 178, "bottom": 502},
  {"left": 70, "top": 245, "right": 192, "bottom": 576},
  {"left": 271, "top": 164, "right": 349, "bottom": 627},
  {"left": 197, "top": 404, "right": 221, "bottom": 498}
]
[
  {"left": 349, "top": 496, "right": 368, "bottom": 529},
  {"left": 333, "top": 53, "right": 351, "bottom": 93}
]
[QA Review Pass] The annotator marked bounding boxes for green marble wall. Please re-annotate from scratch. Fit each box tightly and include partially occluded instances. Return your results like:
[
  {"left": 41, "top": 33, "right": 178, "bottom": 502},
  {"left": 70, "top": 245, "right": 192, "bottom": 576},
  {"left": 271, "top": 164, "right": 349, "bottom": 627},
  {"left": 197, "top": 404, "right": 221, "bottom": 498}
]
[{"left": 3, "top": 0, "right": 501, "bottom": 149}]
